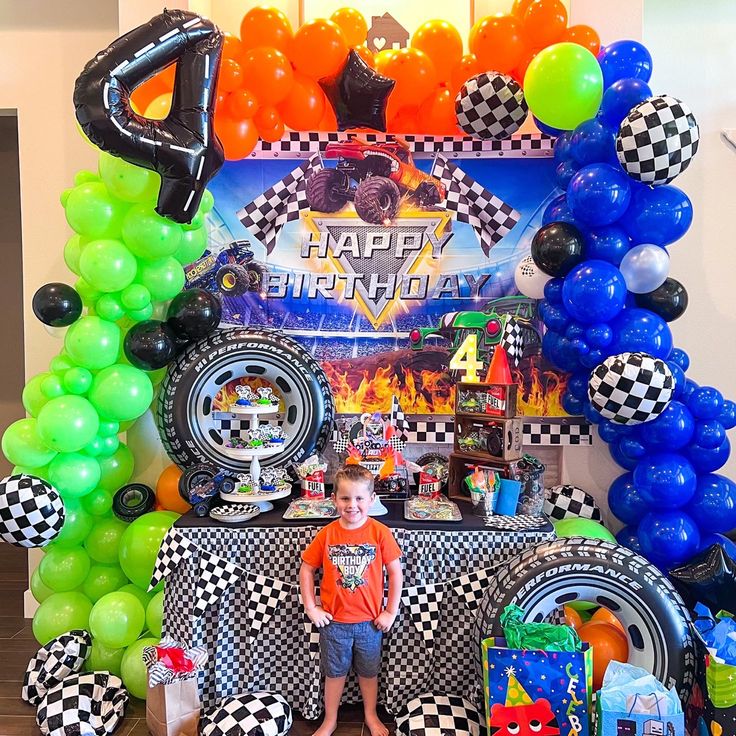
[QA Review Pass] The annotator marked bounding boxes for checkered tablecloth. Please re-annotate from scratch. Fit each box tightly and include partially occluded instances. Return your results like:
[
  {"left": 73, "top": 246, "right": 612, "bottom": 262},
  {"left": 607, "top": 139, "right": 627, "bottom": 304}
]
[{"left": 163, "top": 518, "right": 553, "bottom": 720}]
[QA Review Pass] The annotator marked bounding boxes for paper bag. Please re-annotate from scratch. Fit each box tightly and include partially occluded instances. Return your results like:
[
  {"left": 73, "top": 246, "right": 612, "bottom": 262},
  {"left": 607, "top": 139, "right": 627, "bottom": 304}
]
[{"left": 146, "top": 678, "right": 200, "bottom": 736}]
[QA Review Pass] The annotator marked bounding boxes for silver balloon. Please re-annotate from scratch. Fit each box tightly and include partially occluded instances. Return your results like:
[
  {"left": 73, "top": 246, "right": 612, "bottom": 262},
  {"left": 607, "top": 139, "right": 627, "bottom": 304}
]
[
  {"left": 619, "top": 244, "right": 670, "bottom": 294},
  {"left": 514, "top": 255, "right": 552, "bottom": 299}
]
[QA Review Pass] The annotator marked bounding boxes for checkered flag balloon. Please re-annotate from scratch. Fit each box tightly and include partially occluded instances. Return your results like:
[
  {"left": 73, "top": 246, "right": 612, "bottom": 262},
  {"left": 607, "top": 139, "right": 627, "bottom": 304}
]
[
  {"left": 193, "top": 550, "right": 245, "bottom": 619},
  {"left": 395, "top": 693, "right": 482, "bottom": 736},
  {"left": 500, "top": 317, "right": 524, "bottom": 368},
  {"left": 455, "top": 72, "right": 528, "bottom": 140},
  {"left": 432, "top": 155, "right": 520, "bottom": 255},
  {"left": 544, "top": 484, "right": 602, "bottom": 522},
  {"left": 0, "top": 474, "right": 65, "bottom": 548},
  {"left": 201, "top": 692, "right": 292, "bottom": 736},
  {"left": 148, "top": 527, "right": 197, "bottom": 592},
  {"left": 402, "top": 583, "right": 444, "bottom": 647},
  {"left": 245, "top": 572, "right": 291, "bottom": 635},
  {"left": 451, "top": 569, "right": 492, "bottom": 611},
  {"left": 237, "top": 153, "right": 323, "bottom": 254},
  {"left": 616, "top": 95, "right": 699, "bottom": 186}
]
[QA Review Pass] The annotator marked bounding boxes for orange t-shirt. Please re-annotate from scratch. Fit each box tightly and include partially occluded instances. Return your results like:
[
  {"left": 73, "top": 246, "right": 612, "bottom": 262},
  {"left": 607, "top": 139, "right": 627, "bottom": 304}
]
[{"left": 302, "top": 518, "right": 402, "bottom": 624}]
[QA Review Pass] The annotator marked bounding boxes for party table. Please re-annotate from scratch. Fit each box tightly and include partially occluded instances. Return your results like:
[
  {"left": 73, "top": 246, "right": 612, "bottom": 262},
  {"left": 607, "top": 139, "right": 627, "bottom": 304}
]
[{"left": 158, "top": 498, "right": 554, "bottom": 719}]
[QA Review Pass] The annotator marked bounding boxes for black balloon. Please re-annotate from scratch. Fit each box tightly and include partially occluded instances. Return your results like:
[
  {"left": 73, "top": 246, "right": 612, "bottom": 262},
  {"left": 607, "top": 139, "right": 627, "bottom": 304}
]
[
  {"left": 166, "top": 288, "right": 221, "bottom": 341},
  {"left": 635, "top": 277, "right": 689, "bottom": 322},
  {"left": 531, "top": 221, "right": 585, "bottom": 277},
  {"left": 124, "top": 320, "right": 178, "bottom": 371},
  {"left": 32, "top": 283, "right": 82, "bottom": 327},
  {"left": 73, "top": 9, "right": 224, "bottom": 224},
  {"left": 670, "top": 544, "right": 736, "bottom": 613},
  {"left": 319, "top": 49, "right": 395, "bottom": 132}
]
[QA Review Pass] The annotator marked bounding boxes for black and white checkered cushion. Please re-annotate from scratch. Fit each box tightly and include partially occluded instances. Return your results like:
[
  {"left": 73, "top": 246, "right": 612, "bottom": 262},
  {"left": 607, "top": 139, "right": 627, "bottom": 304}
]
[
  {"left": 616, "top": 95, "right": 699, "bottom": 186},
  {"left": 395, "top": 693, "right": 482, "bottom": 736},
  {"left": 544, "top": 485, "right": 602, "bottom": 522},
  {"left": 455, "top": 72, "right": 528, "bottom": 140},
  {"left": 36, "top": 671, "right": 128, "bottom": 736},
  {"left": 201, "top": 692, "right": 292, "bottom": 736},
  {"left": 22, "top": 630, "right": 91, "bottom": 706},
  {"left": 0, "top": 474, "right": 65, "bottom": 548},
  {"left": 588, "top": 352, "right": 674, "bottom": 425}
]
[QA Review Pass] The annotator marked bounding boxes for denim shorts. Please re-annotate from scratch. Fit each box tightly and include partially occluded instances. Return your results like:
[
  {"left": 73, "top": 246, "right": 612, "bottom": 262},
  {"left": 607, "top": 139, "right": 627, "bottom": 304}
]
[{"left": 319, "top": 620, "right": 383, "bottom": 678}]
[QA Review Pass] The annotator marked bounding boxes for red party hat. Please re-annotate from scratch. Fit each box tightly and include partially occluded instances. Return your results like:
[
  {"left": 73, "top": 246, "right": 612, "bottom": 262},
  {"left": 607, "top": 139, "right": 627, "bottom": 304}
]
[{"left": 485, "top": 345, "right": 512, "bottom": 384}]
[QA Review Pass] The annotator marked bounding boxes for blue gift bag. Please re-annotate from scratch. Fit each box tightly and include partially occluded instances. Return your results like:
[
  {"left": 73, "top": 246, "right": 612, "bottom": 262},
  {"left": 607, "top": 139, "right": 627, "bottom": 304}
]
[{"left": 596, "top": 693, "right": 685, "bottom": 736}]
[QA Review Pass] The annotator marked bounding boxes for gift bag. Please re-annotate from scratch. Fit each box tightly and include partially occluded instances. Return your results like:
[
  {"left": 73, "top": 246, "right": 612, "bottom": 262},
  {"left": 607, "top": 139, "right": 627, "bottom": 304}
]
[
  {"left": 482, "top": 636, "right": 593, "bottom": 736},
  {"left": 596, "top": 693, "right": 685, "bottom": 736}
]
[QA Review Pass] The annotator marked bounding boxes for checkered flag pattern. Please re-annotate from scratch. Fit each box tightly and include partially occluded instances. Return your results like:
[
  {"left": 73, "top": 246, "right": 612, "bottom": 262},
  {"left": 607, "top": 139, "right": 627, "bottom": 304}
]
[
  {"left": 483, "top": 514, "right": 552, "bottom": 531},
  {"left": 616, "top": 95, "right": 699, "bottom": 186},
  {"left": 523, "top": 422, "right": 593, "bottom": 445},
  {"left": 455, "top": 72, "right": 528, "bottom": 141},
  {"left": 148, "top": 527, "right": 197, "bottom": 592},
  {"left": 0, "top": 474, "right": 65, "bottom": 548},
  {"left": 544, "top": 485, "right": 602, "bottom": 522},
  {"left": 402, "top": 584, "right": 444, "bottom": 647},
  {"left": 245, "top": 572, "right": 292, "bottom": 635},
  {"left": 451, "top": 569, "right": 493, "bottom": 611},
  {"left": 432, "top": 155, "right": 520, "bottom": 255},
  {"left": 36, "top": 672, "right": 128, "bottom": 736},
  {"left": 588, "top": 351, "right": 674, "bottom": 425},
  {"left": 22, "top": 630, "right": 91, "bottom": 706},
  {"left": 391, "top": 395, "right": 410, "bottom": 436},
  {"left": 201, "top": 692, "right": 292, "bottom": 736},
  {"left": 297, "top": 592, "right": 322, "bottom": 659},
  {"left": 237, "top": 154, "right": 322, "bottom": 254},
  {"left": 395, "top": 693, "right": 482, "bottom": 736},
  {"left": 331, "top": 427, "right": 350, "bottom": 454},
  {"left": 500, "top": 317, "right": 524, "bottom": 368},
  {"left": 193, "top": 550, "right": 245, "bottom": 619}
]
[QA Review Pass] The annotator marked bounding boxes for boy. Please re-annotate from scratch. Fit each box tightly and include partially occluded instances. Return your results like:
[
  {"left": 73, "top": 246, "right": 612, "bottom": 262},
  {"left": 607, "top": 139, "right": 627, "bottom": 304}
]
[{"left": 300, "top": 464, "right": 403, "bottom": 736}]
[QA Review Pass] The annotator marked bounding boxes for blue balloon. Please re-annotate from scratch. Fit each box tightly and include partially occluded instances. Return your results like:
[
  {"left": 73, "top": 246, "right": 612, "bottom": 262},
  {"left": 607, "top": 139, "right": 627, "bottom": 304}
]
[
  {"left": 607, "top": 308, "right": 673, "bottom": 360},
  {"left": 542, "top": 331, "right": 568, "bottom": 371},
  {"left": 562, "top": 260, "right": 627, "bottom": 324},
  {"left": 610, "top": 438, "right": 639, "bottom": 470},
  {"left": 616, "top": 525, "right": 643, "bottom": 554},
  {"left": 666, "top": 361, "right": 686, "bottom": 399},
  {"left": 693, "top": 419, "right": 726, "bottom": 450},
  {"left": 555, "top": 160, "right": 579, "bottom": 190},
  {"left": 681, "top": 379, "right": 699, "bottom": 403},
  {"left": 567, "top": 164, "right": 632, "bottom": 227},
  {"left": 609, "top": 472, "right": 649, "bottom": 525},
  {"left": 536, "top": 117, "right": 564, "bottom": 138},
  {"left": 553, "top": 132, "right": 573, "bottom": 164},
  {"left": 540, "top": 303, "right": 570, "bottom": 332},
  {"left": 585, "top": 323, "right": 613, "bottom": 349},
  {"left": 668, "top": 348, "right": 689, "bottom": 371},
  {"left": 580, "top": 348, "right": 604, "bottom": 369},
  {"left": 699, "top": 532, "right": 736, "bottom": 559},
  {"left": 687, "top": 474, "right": 736, "bottom": 534},
  {"left": 542, "top": 195, "right": 579, "bottom": 227},
  {"left": 719, "top": 400, "right": 736, "bottom": 430},
  {"left": 585, "top": 226, "right": 631, "bottom": 265},
  {"left": 633, "top": 452, "right": 697, "bottom": 509},
  {"left": 567, "top": 372, "right": 590, "bottom": 400},
  {"left": 569, "top": 119, "right": 616, "bottom": 166},
  {"left": 638, "top": 401, "right": 695, "bottom": 451},
  {"left": 618, "top": 185, "right": 693, "bottom": 246},
  {"left": 562, "top": 392, "right": 584, "bottom": 415},
  {"left": 599, "top": 77, "right": 653, "bottom": 128},
  {"left": 565, "top": 322, "right": 586, "bottom": 341},
  {"left": 619, "top": 435, "right": 647, "bottom": 460},
  {"left": 638, "top": 510, "right": 700, "bottom": 567},
  {"left": 598, "top": 417, "right": 632, "bottom": 443},
  {"left": 597, "top": 40, "right": 653, "bottom": 88},
  {"left": 583, "top": 401, "right": 602, "bottom": 424},
  {"left": 683, "top": 436, "right": 731, "bottom": 473},
  {"left": 543, "top": 278, "right": 564, "bottom": 304},
  {"left": 686, "top": 386, "right": 724, "bottom": 420}
]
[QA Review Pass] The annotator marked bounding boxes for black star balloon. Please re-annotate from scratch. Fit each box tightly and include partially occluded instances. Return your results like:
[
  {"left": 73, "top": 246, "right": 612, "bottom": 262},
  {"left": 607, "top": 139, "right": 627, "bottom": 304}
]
[
  {"left": 669, "top": 544, "right": 736, "bottom": 613},
  {"left": 319, "top": 49, "right": 395, "bottom": 132}
]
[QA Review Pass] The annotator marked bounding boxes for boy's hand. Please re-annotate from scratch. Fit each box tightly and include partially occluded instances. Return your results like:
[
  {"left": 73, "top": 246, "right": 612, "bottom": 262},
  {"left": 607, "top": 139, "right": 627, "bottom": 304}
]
[
  {"left": 374, "top": 609, "right": 397, "bottom": 632},
  {"left": 306, "top": 605, "right": 333, "bottom": 628}
]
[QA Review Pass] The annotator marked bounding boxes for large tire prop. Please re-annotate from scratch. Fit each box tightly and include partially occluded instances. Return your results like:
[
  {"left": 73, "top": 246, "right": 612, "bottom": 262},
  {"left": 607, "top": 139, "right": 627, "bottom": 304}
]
[
  {"left": 473, "top": 538, "right": 695, "bottom": 703},
  {"left": 354, "top": 177, "right": 400, "bottom": 224},
  {"left": 306, "top": 169, "right": 348, "bottom": 213},
  {"left": 157, "top": 328, "right": 335, "bottom": 473}
]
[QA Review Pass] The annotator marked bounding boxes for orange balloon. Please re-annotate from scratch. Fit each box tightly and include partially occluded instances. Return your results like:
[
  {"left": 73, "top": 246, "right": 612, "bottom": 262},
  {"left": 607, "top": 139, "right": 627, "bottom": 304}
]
[
  {"left": 318, "top": 102, "right": 338, "bottom": 131},
  {"left": 144, "top": 93, "right": 172, "bottom": 120},
  {"left": 155, "top": 464, "right": 190, "bottom": 514},
  {"left": 511, "top": 0, "right": 535, "bottom": 17},
  {"left": 418, "top": 87, "right": 456, "bottom": 135},
  {"left": 374, "top": 49, "right": 397, "bottom": 76},
  {"left": 218, "top": 58, "right": 244, "bottom": 93},
  {"left": 291, "top": 19, "right": 348, "bottom": 80},
  {"left": 255, "top": 106, "right": 284, "bottom": 141},
  {"left": 240, "top": 7, "right": 293, "bottom": 53},
  {"left": 279, "top": 73, "right": 326, "bottom": 131},
  {"left": 591, "top": 607, "right": 626, "bottom": 634},
  {"left": 411, "top": 20, "right": 463, "bottom": 85},
  {"left": 222, "top": 32, "right": 244, "bottom": 60},
  {"left": 578, "top": 621, "right": 629, "bottom": 690},
  {"left": 353, "top": 45, "right": 375, "bottom": 68},
  {"left": 512, "top": 47, "right": 540, "bottom": 85},
  {"left": 563, "top": 24, "right": 601, "bottom": 56},
  {"left": 564, "top": 605, "right": 583, "bottom": 630},
  {"left": 469, "top": 15, "right": 525, "bottom": 75},
  {"left": 215, "top": 115, "right": 259, "bottom": 160},
  {"left": 388, "top": 105, "right": 420, "bottom": 134},
  {"left": 130, "top": 65, "right": 175, "bottom": 113},
  {"left": 225, "top": 89, "right": 259, "bottom": 119},
  {"left": 522, "top": 0, "right": 568, "bottom": 48},
  {"left": 240, "top": 47, "right": 294, "bottom": 105},
  {"left": 383, "top": 47, "right": 437, "bottom": 108},
  {"left": 330, "top": 7, "right": 368, "bottom": 47},
  {"left": 450, "top": 53, "right": 483, "bottom": 94}
]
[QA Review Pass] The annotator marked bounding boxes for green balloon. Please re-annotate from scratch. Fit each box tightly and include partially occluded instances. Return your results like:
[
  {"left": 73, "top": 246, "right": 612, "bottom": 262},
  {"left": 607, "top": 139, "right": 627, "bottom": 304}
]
[
  {"left": 50, "top": 355, "right": 75, "bottom": 375},
  {"left": 85, "top": 639, "right": 126, "bottom": 678},
  {"left": 75, "top": 278, "right": 103, "bottom": 308},
  {"left": 119, "top": 583, "right": 154, "bottom": 610},
  {"left": 127, "top": 304, "right": 154, "bottom": 323},
  {"left": 39, "top": 545, "right": 91, "bottom": 592},
  {"left": 199, "top": 189, "right": 215, "bottom": 213},
  {"left": 146, "top": 590, "right": 164, "bottom": 638},
  {"left": 136, "top": 257, "right": 185, "bottom": 301},
  {"left": 37, "top": 395, "right": 99, "bottom": 453},
  {"left": 22, "top": 373, "right": 52, "bottom": 417},
  {"left": 122, "top": 204, "right": 183, "bottom": 259},
  {"left": 41, "top": 374, "right": 66, "bottom": 399},
  {"left": 31, "top": 567, "right": 55, "bottom": 603},
  {"left": 97, "top": 421, "right": 120, "bottom": 438},
  {"left": 33, "top": 592, "right": 93, "bottom": 645},
  {"left": 11, "top": 464, "right": 49, "bottom": 479},
  {"left": 98, "top": 152, "right": 159, "bottom": 203},
  {"left": 120, "top": 284, "right": 151, "bottom": 311},
  {"left": 48, "top": 452, "right": 101, "bottom": 498},
  {"left": 95, "top": 293, "right": 125, "bottom": 322},
  {"left": 79, "top": 239, "right": 137, "bottom": 293},
  {"left": 98, "top": 443, "right": 134, "bottom": 492},
  {"left": 65, "top": 316, "right": 121, "bottom": 370},
  {"left": 84, "top": 516, "right": 127, "bottom": 563},
  {"left": 553, "top": 517, "right": 616, "bottom": 542},
  {"left": 89, "top": 364, "right": 153, "bottom": 422},
  {"left": 82, "top": 564, "right": 129, "bottom": 602},
  {"left": 119, "top": 512, "right": 177, "bottom": 591},
  {"left": 82, "top": 488, "right": 114, "bottom": 517},
  {"left": 53, "top": 499, "right": 94, "bottom": 547},
  {"left": 1, "top": 418, "right": 57, "bottom": 467},
  {"left": 524, "top": 42, "right": 603, "bottom": 131},
  {"left": 63, "top": 367, "right": 93, "bottom": 395},
  {"left": 75, "top": 170, "right": 99, "bottom": 186},
  {"left": 64, "top": 181, "right": 125, "bottom": 239},
  {"left": 121, "top": 637, "right": 158, "bottom": 698},
  {"left": 173, "top": 227, "right": 207, "bottom": 265},
  {"left": 181, "top": 210, "right": 204, "bottom": 231},
  {"left": 98, "top": 435, "right": 120, "bottom": 457},
  {"left": 89, "top": 591, "right": 145, "bottom": 648},
  {"left": 64, "top": 235, "right": 87, "bottom": 276}
]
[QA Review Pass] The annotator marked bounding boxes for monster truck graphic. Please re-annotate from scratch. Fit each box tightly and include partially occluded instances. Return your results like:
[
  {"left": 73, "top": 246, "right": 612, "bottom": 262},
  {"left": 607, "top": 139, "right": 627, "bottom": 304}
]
[
  {"left": 185, "top": 240, "right": 267, "bottom": 296},
  {"left": 328, "top": 543, "right": 377, "bottom": 592},
  {"left": 306, "top": 139, "right": 446, "bottom": 225}
]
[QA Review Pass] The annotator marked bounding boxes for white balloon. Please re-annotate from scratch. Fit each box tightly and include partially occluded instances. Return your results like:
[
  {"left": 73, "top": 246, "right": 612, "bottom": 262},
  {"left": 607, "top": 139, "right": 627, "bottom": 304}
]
[
  {"left": 43, "top": 324, "right": 68, "bottom": 339},
  {"left": 619, "top": 244, "right": 670, "bottom": 294},
  {"left": 514, "top": 255, "right": 552, "bottom": 300}
]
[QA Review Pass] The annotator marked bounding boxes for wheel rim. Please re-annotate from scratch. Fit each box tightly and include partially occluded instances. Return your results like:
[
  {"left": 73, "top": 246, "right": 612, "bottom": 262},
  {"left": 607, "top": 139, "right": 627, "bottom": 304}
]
[{"left": 221, "top": 273, "right": 236, "bottom": 290}]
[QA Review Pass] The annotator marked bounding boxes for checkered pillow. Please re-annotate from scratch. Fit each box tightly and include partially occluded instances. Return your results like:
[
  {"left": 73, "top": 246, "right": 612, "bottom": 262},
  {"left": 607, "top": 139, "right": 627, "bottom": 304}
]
[
  {"left": 396, "top": 693, "right": 482, "bottom": 736},
  {"left": 544, "top": 485, "right": 602, "bottom": 522},
  {"left": 201, "top": 692, "right": 292, "bottom": 736},
  {"left": 36, "top": 671, "right": 128, "bottom": 736},
  {"left": 22, "top": 630, "right": 92, "bottom": 706}
]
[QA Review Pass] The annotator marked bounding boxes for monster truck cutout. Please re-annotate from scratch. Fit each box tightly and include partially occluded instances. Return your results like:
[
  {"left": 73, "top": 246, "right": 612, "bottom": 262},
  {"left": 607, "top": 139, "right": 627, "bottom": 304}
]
[
  {"left": 306, "top": 139, "right": 446, "bottom": 225},
  {"left": 185, "top": 240, "right": 266, "bottom": 296}
]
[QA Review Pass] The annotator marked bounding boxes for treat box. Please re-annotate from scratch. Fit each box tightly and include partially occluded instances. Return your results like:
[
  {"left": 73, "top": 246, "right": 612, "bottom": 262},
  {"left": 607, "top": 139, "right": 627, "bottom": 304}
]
[
  {"left": 448, "top": 453, "right": 525, "bottom": 500},
  {"left": 454, "top": 416, "right": 524, "bottom": 461},
  {"left": 456, "top": 381, "right": 518, "bottom": 418}
]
